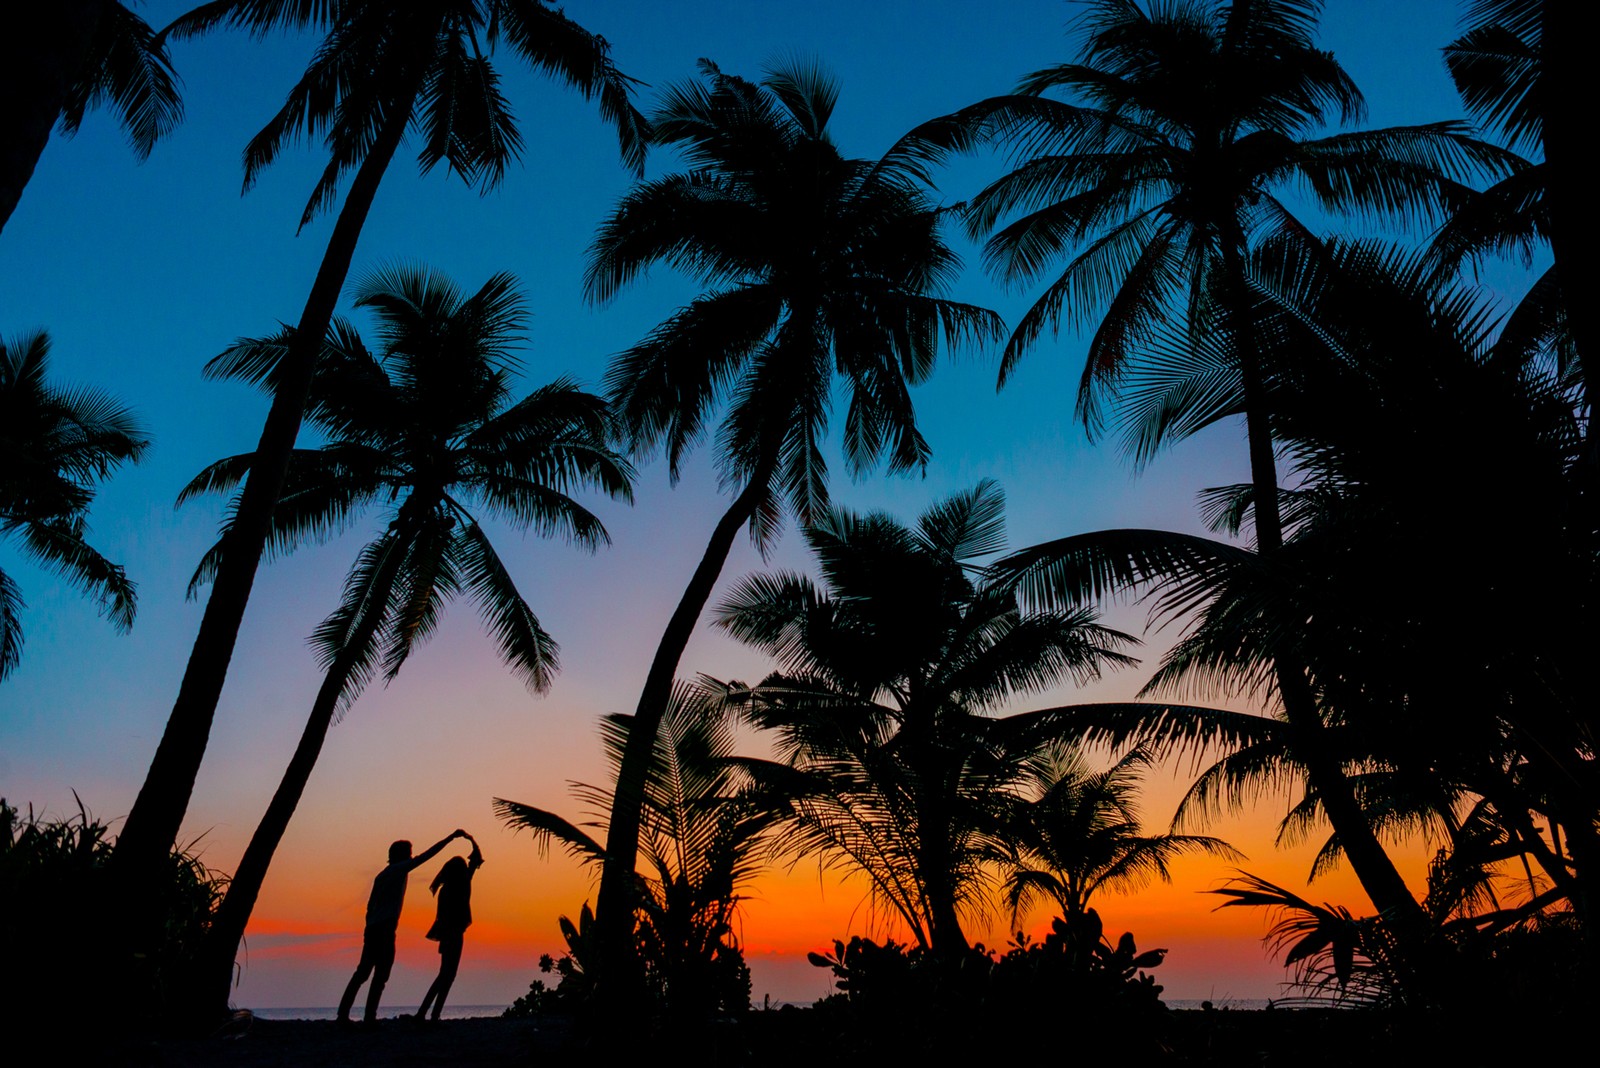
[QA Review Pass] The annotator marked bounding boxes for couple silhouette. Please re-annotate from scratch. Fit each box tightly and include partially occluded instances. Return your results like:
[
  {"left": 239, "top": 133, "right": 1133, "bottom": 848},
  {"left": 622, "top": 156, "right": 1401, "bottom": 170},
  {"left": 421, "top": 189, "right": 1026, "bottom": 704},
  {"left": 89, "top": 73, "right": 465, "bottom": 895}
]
[{"left": 336, "top": 828, "right": 484, "bottom": 1024}]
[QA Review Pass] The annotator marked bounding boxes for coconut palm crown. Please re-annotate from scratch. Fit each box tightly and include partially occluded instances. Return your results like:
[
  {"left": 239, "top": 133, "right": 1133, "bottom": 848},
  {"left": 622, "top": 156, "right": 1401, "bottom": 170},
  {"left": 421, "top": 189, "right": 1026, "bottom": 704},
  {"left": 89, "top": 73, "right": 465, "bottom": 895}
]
[
  {"left": 716, "top": 480, "right": 1138, "bottom": 957},
  {"left": 179, "top": 265, "right": 633, "bottom": 1016},
  {"left": 0, "top": 330, "right": 148, "bottom": 680},
  {"left": 118, "top": 0, "right": 647, "bottom": 876},
  {"left": 583, "top": 58, "right": 1002, "bottom": 993}
]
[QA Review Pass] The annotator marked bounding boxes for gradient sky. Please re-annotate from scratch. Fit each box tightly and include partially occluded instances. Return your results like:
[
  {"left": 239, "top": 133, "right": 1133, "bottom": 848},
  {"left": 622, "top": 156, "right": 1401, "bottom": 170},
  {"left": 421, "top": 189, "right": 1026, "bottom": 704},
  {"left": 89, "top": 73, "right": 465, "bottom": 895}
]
[{"left": 1, "top": 0, "right": 1520, "bottom": 1009}]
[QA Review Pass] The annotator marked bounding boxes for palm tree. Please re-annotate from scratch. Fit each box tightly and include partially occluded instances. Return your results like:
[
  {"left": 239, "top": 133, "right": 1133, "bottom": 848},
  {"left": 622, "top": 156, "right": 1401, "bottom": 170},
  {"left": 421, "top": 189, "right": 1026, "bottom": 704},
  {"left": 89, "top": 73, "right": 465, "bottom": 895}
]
[
  {"left": 583, "top": 59, "right": 1002, "bottom": 989},
  {"left": 716, "top": 481, "right": 1137, "bottom": 960},
  {"left": 996, "top": 239, "right": 1593, "bottom": 999},
  {"left": 0, "top": 329, "right": 148, "bottom": 679},
  {"left": 115, "top": 0, "right": 647, "bottom": 880},
  {"left": 496, "top": 686, "right": 767, "bottom": 1017},
  {"left": 0, "top": 1, "right": 181, "bottom": 235},
  {"left": 911, "top": 0, "right": 1512, "bottom": 932},
  {"left": 180, "top": 265, "right": 633, "bottom": 1018},
  {"left": 1438, "top": 0, "right": 1591, "bottom": 456},
  {"left": 1002, "top": 743, "right": 1238, "bottom": 926}
]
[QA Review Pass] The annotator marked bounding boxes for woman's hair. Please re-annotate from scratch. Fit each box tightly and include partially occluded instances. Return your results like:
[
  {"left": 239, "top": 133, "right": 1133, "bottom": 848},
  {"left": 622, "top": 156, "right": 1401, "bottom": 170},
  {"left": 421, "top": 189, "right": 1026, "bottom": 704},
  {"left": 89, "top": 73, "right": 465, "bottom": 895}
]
[{"left": 430, "top": 855, "right": 467, "bottom": 895}]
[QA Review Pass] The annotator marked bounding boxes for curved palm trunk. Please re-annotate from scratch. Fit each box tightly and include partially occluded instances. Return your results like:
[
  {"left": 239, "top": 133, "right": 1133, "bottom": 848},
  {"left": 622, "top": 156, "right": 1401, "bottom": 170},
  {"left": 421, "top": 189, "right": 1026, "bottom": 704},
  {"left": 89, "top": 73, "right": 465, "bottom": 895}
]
[
  {"left": 0, "top": 1, "right": 106, "bottom": 236},
  {"left": 190, "top": 529, "right": 411, "bottom": 1020},
  {"left": 1220, "top": 234, "right": 1429, "bottom": 947},
  {"left": 593, "top": 465, "right": 774, "bottom": 1009},
  {"left": 113, "top": 98, "right": 415, "bottom": 884}
]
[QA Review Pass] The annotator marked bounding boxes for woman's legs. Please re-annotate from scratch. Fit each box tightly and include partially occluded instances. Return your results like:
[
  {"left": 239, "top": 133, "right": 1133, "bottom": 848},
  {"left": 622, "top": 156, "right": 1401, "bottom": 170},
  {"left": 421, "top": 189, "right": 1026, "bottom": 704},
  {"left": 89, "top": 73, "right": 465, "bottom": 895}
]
[{"left": 418, "top": 937, "right": 463, "bottom": 1020}]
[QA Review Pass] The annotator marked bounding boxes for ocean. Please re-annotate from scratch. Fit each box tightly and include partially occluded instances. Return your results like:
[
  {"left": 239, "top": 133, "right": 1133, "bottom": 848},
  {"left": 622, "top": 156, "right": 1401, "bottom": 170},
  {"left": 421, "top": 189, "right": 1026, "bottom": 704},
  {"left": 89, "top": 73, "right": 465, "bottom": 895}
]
[
  {"left": 252, "top": 997, "right": 1280, "bottom": 1020},
  {"left": 251, "top": 1005, "right": 509, "bottom": 1021}
]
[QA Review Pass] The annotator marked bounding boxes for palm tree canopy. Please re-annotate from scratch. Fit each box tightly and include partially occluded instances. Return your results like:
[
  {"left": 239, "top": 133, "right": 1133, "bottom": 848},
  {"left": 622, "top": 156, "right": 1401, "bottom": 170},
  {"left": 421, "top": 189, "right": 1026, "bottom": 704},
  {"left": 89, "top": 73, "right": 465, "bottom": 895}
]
[
  {"left": 179, "top": 265, "right": 633, "bottom": 699},
  {"left": 166, "top": 0, "right": 648, "bottom": 227},
  {"left": 909, "top": 0, "right": 1515, "bottom": 447},
  {"left": 1443, "top": 0, "right": 1542, "bottom": 155},
  {"left": 0, "top": 330, "right": 148, "bottom": 679},
  {"left": 61, "top": 1, "right": 183, "bottom": 156},
  {"left": 496, "top": 684, "right": 764, "bottom": 895},
  {"left": 495, "top": 685, "right": 769, "bottom": 1006},
  {"left": 995, "top": 239, "right": 1593, "bottom": 888},
  {"left": 587, "top": 59, "right": 1003, "bottom": 543},
  {"left": 1003, "top": 742, "right": 1241, "bottom": 923},
  {"left": 715, "top": 481, "right": 1139, "bottom": 951}
]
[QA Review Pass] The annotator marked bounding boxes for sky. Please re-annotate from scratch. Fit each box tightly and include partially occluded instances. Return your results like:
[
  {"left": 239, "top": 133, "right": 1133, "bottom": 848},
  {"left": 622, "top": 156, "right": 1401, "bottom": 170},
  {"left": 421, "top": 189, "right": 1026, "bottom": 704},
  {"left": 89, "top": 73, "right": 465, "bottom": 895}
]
[{"left": 0, "top": 0, "right": 1518, "bottom": 1010}]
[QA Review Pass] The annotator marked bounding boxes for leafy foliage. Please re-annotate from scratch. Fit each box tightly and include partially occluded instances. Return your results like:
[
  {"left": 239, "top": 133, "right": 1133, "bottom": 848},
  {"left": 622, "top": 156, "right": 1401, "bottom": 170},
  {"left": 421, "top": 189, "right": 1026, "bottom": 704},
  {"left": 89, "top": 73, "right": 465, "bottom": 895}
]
[
  {"left": 0, "top": 331, "right": 148, "bottom": 680},
  {"left": 0, "top": 797, "right": 226, "bottom": 1033},
  {"left": 719, "top": 481, "right": 1137, "bottom": 957},
  {"left": 909, "top": 0, "right": 1510, "bottom": 451},
  {"left": 185, "top": 266, "right": 632, "bottom": 702},
  {"left": 590, "top": 59, "right": 1002, "bottom": 539},
  {"left": 807, "top": 909, "right": 1168, "bottom": 1059},
  {"left": 496, "top": 687, "right": 762, "bottom": 1018},
  {"left": 166, "top": 0, "right": 647, "bottom": 229}
]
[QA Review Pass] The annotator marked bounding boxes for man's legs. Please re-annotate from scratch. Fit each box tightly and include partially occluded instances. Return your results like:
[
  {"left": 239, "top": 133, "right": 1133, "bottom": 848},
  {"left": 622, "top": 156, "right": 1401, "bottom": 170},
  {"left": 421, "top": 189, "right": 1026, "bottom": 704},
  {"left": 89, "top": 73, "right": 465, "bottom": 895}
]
[
  {"left": 338, "top": 928, "right": 395, "bottom": 1023},
  {"left": 362, "top": 932, "right": 397, "bottom": 1022},
  {"left": 337, "top": 958, "right": 372, "bottom": 1022}
]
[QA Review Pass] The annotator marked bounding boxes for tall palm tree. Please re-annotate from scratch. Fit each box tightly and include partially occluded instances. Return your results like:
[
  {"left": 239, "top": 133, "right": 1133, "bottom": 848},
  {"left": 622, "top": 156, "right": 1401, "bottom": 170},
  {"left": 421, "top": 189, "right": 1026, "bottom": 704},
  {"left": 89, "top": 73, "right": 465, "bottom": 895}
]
[
  {"left": 1002, "top": 743, "right": 1238, "bottom": 925},
  {"left": 0, "top": 1, "right": 181, "bottom": 235},
  {"left": 0, "top": 329, "right": 148, "bottom": 679},
  {"left": 115, "top": 0, "right": 647, "bottom": 880},
  {"left": 495, "top": 685, "right": 768, "bottom": 1017},
  {"left": 180, "top": 265, "right": 633, "bottom": 1018},
  {"left": 716, "top": 481, "right": 1137, "bottom": 960},
  {"left": 583, "top": 59, "right": 1002, "bottom": 989},
  {"left": 911, "top": 0, "right": 1512, "bottom": 932},
  {"left": 996, "top": 239, "right": 1593, "bottom": 998}
]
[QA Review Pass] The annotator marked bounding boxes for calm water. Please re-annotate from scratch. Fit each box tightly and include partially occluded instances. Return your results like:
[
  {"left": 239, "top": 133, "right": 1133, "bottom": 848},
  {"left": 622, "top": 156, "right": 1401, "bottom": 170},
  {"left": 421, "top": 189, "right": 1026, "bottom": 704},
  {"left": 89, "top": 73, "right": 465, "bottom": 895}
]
[
  {"left": 250, "top": 1005, "right": 507, "bottom": 1021},
  {"left": 253, "top": 998, "right": 1279, "bottom": 1020}
]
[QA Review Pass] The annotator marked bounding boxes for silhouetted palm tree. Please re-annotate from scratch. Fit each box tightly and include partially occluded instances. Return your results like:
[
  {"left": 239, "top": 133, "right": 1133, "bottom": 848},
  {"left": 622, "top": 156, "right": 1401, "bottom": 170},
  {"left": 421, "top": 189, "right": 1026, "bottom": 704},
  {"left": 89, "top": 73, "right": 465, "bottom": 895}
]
[
  {"left": 0, "top": 329, "right": 147, "bottom": 679},
  {"left": 1002, "top": 743, "right": 1238, "bottom": 925},
  {"left": 116, "top": 0, "right": 646, "bottom": 879},
  {"left": 718, "top": 481, "right": 1136, "bottom": 960},
  {"left": 583, "top": 59, "right": 1002, "bottom": 990},
  {"left": 1438, "top": 0, "right": 1590, "bottom": 453},
  {"left": 181, "top": 266, "right": 633, "bottom": 1017},
  {"left": 496, "top": 685, "right": 766, "bottom": 1017},
  {"left": 0, "top": 1, "right": 181, "bottom": 234},
  {"left": 996, "top": 240, "right": 1593, "bottom": 999},
  {"left": 914, "top": 0, "right": 1510, "bottom": 932}
]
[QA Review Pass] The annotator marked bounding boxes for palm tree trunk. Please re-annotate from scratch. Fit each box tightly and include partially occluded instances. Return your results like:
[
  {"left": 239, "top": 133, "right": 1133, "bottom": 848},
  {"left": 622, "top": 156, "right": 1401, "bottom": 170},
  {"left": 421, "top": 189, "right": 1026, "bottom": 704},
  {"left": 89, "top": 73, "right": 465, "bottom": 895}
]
[
  {"left": 1221, "top": 233, "right": 1428, "bottom": 939},
  {"left": 191, "top": 526, "right": 411, "bottom": 1020},
  {"left": 0, "top": 1, "right": 106, "bottom": 235},
  {"left": 593, "top": 464, "right": 775, "bottom": 1008},
  {"left": 113, "top": 96, "right": 415, "bottom": 883}
]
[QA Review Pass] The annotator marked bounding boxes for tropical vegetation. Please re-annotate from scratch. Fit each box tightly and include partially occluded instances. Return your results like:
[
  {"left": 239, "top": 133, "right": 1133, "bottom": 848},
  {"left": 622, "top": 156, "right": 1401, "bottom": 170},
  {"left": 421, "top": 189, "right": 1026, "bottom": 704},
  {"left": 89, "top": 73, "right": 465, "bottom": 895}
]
[
  {"left": 0, "top": 330, "right": 147, "bottom": 681},
  {"left": 496, "top": 686, "right": 763, "bottom": 1019},
  {"left": 716, "top": 481, "right": 1137, "bottom": 959},
  {"left": 114, "top": 0, "right": 648, "bottom": 886},
  {"left": 0, "top": 1, "right": 181, "bottom": 235},
  {"left": 583, "top": 58, "right": 1002, "bottom": 996},
  {"left": 178, "top": 265, "right": 632, "bottom": 1017},
  {"left": 2, "top": 0, "right": 1594, "bottom": 1051}
]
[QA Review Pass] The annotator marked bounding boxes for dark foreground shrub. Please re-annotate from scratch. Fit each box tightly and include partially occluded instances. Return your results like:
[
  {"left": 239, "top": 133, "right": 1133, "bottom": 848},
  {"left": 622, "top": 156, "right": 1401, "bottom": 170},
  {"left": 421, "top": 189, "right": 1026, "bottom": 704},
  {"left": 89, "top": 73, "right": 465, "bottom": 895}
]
[
  {"left": 805, "top": 909, "right": 1169, "bottom": 1061},
  {"left": 0, "top": 797, "right": 226, "bottom": 1036}
]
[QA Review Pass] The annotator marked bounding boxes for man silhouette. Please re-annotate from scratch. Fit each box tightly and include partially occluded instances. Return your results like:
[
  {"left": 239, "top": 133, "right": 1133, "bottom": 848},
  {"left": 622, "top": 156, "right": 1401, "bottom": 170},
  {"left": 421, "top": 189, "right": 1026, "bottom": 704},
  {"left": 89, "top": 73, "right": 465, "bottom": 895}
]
[{"left": 337, "top": 829, "right": 467, "bottom": 1023}]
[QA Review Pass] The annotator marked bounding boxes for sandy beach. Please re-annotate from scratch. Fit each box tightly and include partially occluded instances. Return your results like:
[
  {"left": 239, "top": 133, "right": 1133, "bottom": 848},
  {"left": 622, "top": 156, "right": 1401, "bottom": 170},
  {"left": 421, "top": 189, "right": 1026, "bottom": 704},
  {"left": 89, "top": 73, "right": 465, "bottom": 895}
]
[{"left": 137, "top": 1016, "right": 567, "bottom": 1068}]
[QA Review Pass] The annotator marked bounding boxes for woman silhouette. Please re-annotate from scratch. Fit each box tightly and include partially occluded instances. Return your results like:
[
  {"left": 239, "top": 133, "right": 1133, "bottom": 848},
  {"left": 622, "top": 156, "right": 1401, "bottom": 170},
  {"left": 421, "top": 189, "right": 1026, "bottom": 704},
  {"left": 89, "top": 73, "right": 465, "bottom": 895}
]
[{"left": 417, "top": 834, "right": 484, "bottom": 1020}]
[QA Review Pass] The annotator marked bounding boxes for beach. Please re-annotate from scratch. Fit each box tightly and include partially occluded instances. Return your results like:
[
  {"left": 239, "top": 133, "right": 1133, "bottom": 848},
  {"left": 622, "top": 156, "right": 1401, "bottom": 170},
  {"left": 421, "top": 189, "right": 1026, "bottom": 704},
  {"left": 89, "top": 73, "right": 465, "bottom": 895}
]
[{"left": 140, "top": 1015, "right": 567, "bottom": 1068}]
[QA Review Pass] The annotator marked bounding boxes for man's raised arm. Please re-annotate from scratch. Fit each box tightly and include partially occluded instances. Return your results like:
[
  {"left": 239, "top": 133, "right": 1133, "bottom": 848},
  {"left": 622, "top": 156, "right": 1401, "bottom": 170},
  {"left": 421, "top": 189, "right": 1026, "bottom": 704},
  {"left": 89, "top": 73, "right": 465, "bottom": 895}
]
[{"left": 407, "top": 829, "right": 465, "bottom": 871}]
